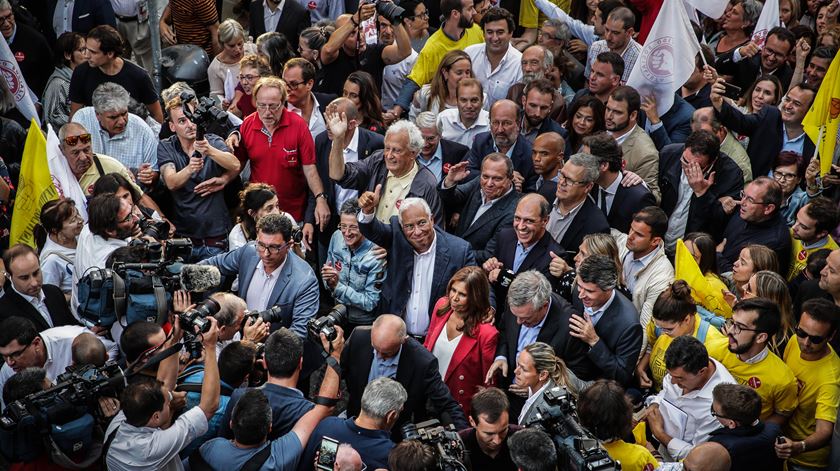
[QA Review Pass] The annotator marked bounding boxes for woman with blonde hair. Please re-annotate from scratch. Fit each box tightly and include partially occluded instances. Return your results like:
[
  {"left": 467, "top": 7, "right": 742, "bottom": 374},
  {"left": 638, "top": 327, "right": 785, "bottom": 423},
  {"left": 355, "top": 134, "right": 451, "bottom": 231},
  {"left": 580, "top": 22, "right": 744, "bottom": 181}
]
[
  {"left": 550, "top": 233, "right": 628, "bottom": 302},
  {"left": 743, "top": 270, "right": 795, "bottom": 356},
  {"left": 726, "top": 244, "right": 779, "bottom": 304},
  {"left": 208, "top": 19, "right": 256, "bottom": 100},
  {"left": 516, "top": 342, "right": 586, "bottom": 424},
  {"left": 228, "top": 54, "right": 271, "bottom": 118},
  {"left": 409, "top": 50, "right": 475, "bottom": 120}
]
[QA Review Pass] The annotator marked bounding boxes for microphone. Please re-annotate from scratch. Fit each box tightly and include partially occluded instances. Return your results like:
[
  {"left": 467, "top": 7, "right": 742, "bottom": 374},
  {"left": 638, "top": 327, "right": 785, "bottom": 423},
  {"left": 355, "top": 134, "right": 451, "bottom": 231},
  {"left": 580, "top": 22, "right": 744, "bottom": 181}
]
[{"left": 179, "top": 265, "right": 222, "bottom": 292}]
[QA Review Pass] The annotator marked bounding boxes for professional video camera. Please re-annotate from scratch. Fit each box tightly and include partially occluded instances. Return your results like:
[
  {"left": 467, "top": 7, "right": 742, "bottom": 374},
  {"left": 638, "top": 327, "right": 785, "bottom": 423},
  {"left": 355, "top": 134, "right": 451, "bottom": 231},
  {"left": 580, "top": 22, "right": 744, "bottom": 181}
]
[
  {"left": 138, "top": 217, "right": 172, "bottom": 240},
  {"left": 362, "top": 0, "right": 408, "bottom": 24},
  {"left": 179, "top": 90, "right": 229, "bottom": 140},
  {"left": 307, "top": 304, "right": 348, "bottom": 346},
  {"left": 401, "top": 419, "right": 469, "bottom": 471},
  {"left": 523, "top": 386, "right": 618, "bottom": 471}
]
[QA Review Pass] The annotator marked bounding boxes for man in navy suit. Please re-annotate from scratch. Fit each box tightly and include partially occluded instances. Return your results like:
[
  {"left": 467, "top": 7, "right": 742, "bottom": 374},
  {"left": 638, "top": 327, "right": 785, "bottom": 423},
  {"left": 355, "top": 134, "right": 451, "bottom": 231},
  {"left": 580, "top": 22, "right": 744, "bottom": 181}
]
[
  {"left": 357, "top": 194, "right": 476, "bottom": 339},
  {"left": 46, "top": 0, "right": 116, "bottom": 43},
  {"left": 440, "top": 153, "right": 519, "bottom": 263},
  {"left": 585, "top": 132, "right": 655, "bottom": 233},
  {"left": 248, "top": 0, "right": 310, "bottom": 52},
  {"left": 201, "top": 213, "right": 318, "bottom": 339},
  {"left": 464, "top": 100, "right": 537, "bottom": 192},
  {"left": 415, "top": 111, "right": 469, "bottom": 184},
  {"left": 637, "top": 93, "right": 695, "bottom": 150},
  {"left": 546, "top": 152, "right": 610, "bottom": 253}
]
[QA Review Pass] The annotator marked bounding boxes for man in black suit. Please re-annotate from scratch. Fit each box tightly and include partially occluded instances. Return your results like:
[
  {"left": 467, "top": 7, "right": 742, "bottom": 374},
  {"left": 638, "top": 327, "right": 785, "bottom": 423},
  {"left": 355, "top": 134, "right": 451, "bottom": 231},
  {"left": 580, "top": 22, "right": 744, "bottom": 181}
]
[
  {"left": 415, "top": 111, "right": 469, "bottom": 184},
  {"left": 528, "top": 132, "right": 563, "bottom": 203},
  {"left": 714, "top": 26, "right": 795, "bottom": 93},
  {"left": 712, "top": 79, "right": 815, "bottom": 179},
  {"left": 0, "top": 245, "right": 77, "bottom": 332},
  {"left": 342, "top": 314, "right": 468, "bottom": 430},
  {"left": 440, "top": 153, "right": 519, "bottom": 263},
  {"left": 568, "top": 254, "right": 642, "bottom": 386},
  {"left": 2, "top": 2, "right": 53, "bottom": 99},
  {"left": 585, "top": 132, "right": 655, "bottom": 233},
  {"left": 357, "top": 193, "right": 476, "bottom": 338},
  {"left": 248, "top": 0, "right": 310, "bottom": 51},
  {"left": 306, "top": 97, "right": 383, "bottom": 258},
  {"left": 546, "top": 152, "right": 610, "bottom": 253},
  {"left": 659, "top": 130, "right": 743, "bottom": 252},
  {"left": 45, "top": 0, "right": 116, "bottom": 43},
  {"left": 464, "top": 100, "right": 537, "bottom": 192},
  {"left": 282, "top": 58, "right": 336, "bottom": 141},
  {"left": 484, "top": 194, "right": 564, "bottom": 304}
]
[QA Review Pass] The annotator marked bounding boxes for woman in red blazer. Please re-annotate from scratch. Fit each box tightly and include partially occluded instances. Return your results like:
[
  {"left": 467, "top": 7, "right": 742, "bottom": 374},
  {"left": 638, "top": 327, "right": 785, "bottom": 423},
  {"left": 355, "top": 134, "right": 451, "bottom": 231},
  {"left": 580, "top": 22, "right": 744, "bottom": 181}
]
[{"left": 423, "top": 266, "right": 499, "bottom": 416}]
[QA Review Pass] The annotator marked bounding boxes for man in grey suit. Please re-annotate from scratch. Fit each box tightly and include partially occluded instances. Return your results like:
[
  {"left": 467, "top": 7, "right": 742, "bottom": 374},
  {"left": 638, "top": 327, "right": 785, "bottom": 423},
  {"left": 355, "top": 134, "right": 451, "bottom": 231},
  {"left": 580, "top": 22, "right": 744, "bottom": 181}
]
[{"left": 200, "top": 213, "right": 318, "bottom": 339}]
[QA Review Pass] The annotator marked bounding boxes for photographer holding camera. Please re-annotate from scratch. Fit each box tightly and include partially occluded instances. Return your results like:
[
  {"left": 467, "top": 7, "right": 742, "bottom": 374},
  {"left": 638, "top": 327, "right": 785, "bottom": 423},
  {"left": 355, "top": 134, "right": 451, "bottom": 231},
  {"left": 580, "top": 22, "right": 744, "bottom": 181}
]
[{"left": 159, "top": 96, "right": 242, "bottom": 262}]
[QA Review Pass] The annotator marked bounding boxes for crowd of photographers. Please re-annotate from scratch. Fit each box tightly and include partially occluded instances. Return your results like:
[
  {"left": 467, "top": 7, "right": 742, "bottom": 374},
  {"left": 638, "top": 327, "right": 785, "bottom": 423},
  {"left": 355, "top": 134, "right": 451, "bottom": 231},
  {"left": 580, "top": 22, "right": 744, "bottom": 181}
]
[{"left": 0, "top": 0, "right": 839, "bottom": 470}]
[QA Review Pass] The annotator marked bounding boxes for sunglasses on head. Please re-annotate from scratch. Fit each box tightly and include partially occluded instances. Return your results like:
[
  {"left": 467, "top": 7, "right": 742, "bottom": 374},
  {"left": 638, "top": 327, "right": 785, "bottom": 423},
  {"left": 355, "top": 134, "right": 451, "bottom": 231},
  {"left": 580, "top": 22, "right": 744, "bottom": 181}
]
[
  {"left": 63, "top": 133, "right": 92, "bottom": 146},
  {"left": 794, "top": 326, "right": 829, "bottom": 344}
]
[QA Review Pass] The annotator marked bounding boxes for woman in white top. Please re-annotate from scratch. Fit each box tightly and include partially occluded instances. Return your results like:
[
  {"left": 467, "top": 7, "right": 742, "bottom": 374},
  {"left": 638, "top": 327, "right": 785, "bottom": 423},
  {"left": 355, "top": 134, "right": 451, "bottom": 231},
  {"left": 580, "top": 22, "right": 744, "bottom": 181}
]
[
  {"left": 207, "top": 19, "right": 256, "bottom": 103},
  {"left": 38, "top": 199, "right": 83, "bottom": 301},
  {"left": 409, "top": 50, "right": 475, "bottom": 121},
  {"left": 516, "top": 342, "right": 587, "bottom": 425}
]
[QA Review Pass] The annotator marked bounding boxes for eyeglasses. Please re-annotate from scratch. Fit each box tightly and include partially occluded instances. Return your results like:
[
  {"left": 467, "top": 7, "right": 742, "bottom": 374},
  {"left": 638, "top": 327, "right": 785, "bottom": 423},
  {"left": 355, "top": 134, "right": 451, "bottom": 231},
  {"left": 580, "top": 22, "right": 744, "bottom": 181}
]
[
  {"left": 63, "top": 133, "right": 92, "bottom": 146},
  {"left": 407, "top": 11, "right": 429, "bottom": 19},
  {"left": 283, "top": 79, "right": 306, "bottom": 90},
  {"left": 0, "top": 12, "right": 13, "bottom": 25},
  {"left": 794, "top": 326, "right": 829, "bottom": 344},
  {"left": 739, "top": 190, "right": 771, "bottom": 205},
  {"left": 118, "top": 206, "right": 137, "bottom": 224},
  {"left": 773, "top": 170, "right": 799, "bottom": 181},
  {"left": 239, "top": 74, "right": 259, "bottom": 82},
  {"left": 256, "top": 240, "right": 291, "bottom": 255},
  {"left": 401, "top": 219, "right": 430, "bottom": 233},
  {"left": 255, "top": 103, "right": 284, "bottom": 112},
  {"left": 656, "top": 324, "right": 677, "bottom": 334},
  {"left": 558, "top": 173, "right": 588, "bottom": 186},
  {"left": 338, "top": 223, "right": 360, "bottom": 232},
  {"left": 709, "top": 404, "right": 732, "bottom": 421},
  {"left": 2, "top": 342, "right": 32, "bottom": 362},
  {"left": 723, "top": 318, "right": 760, "bottom": 335}
]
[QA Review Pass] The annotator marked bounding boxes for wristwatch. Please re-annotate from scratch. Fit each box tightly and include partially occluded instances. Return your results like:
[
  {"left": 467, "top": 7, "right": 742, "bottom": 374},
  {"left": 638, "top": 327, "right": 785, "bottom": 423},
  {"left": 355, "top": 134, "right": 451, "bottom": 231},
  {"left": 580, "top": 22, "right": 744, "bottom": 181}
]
[{"left": 315, "top": 193, "right": 327, "bottom": 200}]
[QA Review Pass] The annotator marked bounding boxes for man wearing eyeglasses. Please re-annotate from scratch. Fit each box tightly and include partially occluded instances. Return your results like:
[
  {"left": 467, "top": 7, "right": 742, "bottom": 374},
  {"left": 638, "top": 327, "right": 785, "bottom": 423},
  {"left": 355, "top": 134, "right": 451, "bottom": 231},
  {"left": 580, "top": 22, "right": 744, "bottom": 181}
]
[
  {"left": 774, "top": 298, "right": 840, "bottom": 470},
  {"left": 707, "top": 299, "right": 798, "bottom": 425},
  {"left": 0, "top": 0, "right": 53, "bottom": 99},
  {"left": 282, "top": 58, "right": 335, "bottom": 140},
  {"left": 789, "top": 198, "right": 840, "bottom": 280},
  {"left": 714, "top": 27, "right": 795, "bottom": 93}
]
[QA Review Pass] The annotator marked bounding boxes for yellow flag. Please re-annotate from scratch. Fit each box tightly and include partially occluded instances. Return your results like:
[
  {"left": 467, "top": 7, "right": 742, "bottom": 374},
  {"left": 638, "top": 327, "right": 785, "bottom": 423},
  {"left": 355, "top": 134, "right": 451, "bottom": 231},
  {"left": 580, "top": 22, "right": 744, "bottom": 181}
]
[
  {"left": 10, "top": 119, "right": 58, "bottom": 248},
  {"left": 675, "top": 239, "right": 732, "bottom": 317},
  {"left": 802, "top": 51, "right": 840, "bottom": 175}
]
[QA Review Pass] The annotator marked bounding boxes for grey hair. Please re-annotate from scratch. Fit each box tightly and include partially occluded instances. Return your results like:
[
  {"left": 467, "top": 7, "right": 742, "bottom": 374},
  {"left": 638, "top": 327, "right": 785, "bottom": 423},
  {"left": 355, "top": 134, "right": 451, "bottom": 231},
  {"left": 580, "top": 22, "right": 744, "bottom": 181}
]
[
  {"left": 543, "top": 18, "right": 570, "bottom": 42},
  {"left": 92, "top": 82, "right": 131, "bottom": 114},
  {"left": 415, "top": 111, "right": 441, "bottom": 134},
  {"left": 372, "top": 314, "right": 407, "bottom": 339},
  {"left": 543, "top": 48, "right": 555, "bottom": 71},
  {"left": 387, "top": 120, "right": 424, "bottom": 153},
  {"left": 360, "top": 377, "right": 408, "bottom": 420},
  {"left": 577, "top": 254, "right": 618, "bottom": 291},
  {"left": 0, "top": 0, "right": 10, "bottom": 11},
  {"left": 161, "top": 82, "right": 195, "bottom": 103},
  {"left": 690, "top": 107, "right": 722, "bottom": 133},
  {"left": 218, "top": 18, "right": 246, "bottom": 44},
  {"left": 740, "top": 0, "right": 763, "bottom": 29},
  {"left": 507, "top": 270, "right": 552, "bottom": 309},
  {"left": 211, "top": 292, "right": 247, "bottom": 328},
  {"left": 339, "top": 197, "right": 361, "bottom": 217},
  {"left": 398, "top": 197, "right": 432, "bottom": 223},
  {"left": 58, "top": 122, "right": 88, "bottom": 143},
  {"left": 566, "top": 153, "right": 601, "bottom": 183}
]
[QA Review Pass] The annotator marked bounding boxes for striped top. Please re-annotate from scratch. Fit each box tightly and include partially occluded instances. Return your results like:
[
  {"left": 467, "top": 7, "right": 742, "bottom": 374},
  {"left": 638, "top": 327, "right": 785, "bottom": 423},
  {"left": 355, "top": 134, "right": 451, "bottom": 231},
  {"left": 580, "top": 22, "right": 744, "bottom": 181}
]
[{"left": 171, "top": 0, "right": 218, "bottom": 56}]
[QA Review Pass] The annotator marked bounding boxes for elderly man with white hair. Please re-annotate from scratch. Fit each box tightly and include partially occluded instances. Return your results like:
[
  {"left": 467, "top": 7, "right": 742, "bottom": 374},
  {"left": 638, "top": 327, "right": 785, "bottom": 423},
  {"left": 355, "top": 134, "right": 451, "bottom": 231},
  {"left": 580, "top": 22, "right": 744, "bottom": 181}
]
[
  {"left": 356, "top": 192, "right": 475, "bottom": 339},
  {"left": 327, "top": 115, "right": 442, "bottom": 223},
  {"left": 414, "top": 111, "right": 469, "bottom": 184},
  {"left": 71, "top": 81, "right": 159, "bottom": 189}
]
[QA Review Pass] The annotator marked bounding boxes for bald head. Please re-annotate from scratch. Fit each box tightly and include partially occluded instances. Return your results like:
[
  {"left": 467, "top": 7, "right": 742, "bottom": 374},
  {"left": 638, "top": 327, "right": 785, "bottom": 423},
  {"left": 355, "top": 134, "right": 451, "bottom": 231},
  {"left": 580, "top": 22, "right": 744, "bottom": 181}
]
[
  {"left": 490, "top": 99, "right": 519, "bottom": 120},
  {"left": 72, "top": 333, "right": 107, "bottom": 367},
  {"left": 690, "top": 107, "right": 724, "bottom": 141},
  {"left": 683, "top": 442, "right": 731, "bottom": 471},
  {"left": 334, "top": 444, "right": 363, "bottom": 471},
  {"left": 532, "top": 132, "right": 565, "bottom": 179},
  {"left": 371, "top": 314, "right": 407, "bottom": 359}
]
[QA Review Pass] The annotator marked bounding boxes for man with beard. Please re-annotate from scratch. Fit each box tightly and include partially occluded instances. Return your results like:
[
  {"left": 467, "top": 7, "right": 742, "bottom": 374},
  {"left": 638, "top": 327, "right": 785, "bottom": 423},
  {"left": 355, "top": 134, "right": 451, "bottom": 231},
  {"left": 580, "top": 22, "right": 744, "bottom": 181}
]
[
  {"left": 506, "top": 45, "right": 566, "bottom": 121},
  {"left": 518, "top": 79, "right": 564, "bottom": 145},
  {"left": 606, "top": 86, "right": 660, "bottom": 203},
  {"left": 437, "top": 79, "right": 491, "bottom": 147},
  {"left": 584, "top": 7, "right": 641, "bottom": 83},
  {"left": 707, "top": 299, "right": 798, "bottom": 425}
]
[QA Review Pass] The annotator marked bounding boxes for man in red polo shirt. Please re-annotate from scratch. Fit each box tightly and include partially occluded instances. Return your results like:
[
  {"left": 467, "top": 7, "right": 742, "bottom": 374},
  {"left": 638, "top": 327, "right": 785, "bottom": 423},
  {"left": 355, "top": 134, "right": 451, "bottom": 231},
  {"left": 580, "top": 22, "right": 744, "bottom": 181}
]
[{"left": 227, "top": 77, "right": 330, "bottom": 242}]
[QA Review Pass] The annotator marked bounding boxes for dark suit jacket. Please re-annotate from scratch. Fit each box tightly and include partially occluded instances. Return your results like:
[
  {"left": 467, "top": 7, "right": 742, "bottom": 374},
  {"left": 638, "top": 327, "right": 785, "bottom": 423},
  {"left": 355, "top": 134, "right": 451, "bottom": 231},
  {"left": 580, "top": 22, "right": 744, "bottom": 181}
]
[
  {"left": 46, "top": 0, "right": 115, "bottom": 43},
  {"left": 439, "top": 178, "right": 520, "bottom": 264},
  {"left": 532, "top": 177, "right": 557, "bottom": 203},
  {"left": 0, "top": 283, "right": 77, "bottom": 332},
  {"left": 592, "top": 177, "right": 657, "bottom": 234},
  {"left": 659, "top": 144, "right": 743, "bottom": 240},
  {"left": 248, "top": 0, "right": 310, "bottom": 51},
  {"left": 637, "top": 94, "right": 695, "bottom": 150},
  {"left": 569, "top": 292, "right": 643, "bottom": 386},
  {"left": 360, "top": 215, "right": 476, "bottom": 317},
  {"left": 463, "top": 132, "right": 537, "bottom": 190},
  {"left": 306, "top": 127, "right": 384, "bottom": 245},
  {"left": 558, "top": 198, "right": 610, "bottom": 252},
  {"left": 486, "top": 228, "right": 564, "bottom": 289},
  {"left": 440, "top": 139, "right": 469, "bottom": 170},
  {"left": 715, "top": 50, "right": 793, "bottom": 92},
  {"left": 716, "top": 100, "right": 814, "bottom": 179},
  {"left": 341, "top": 327, "right": 469, "bottom": 430}
]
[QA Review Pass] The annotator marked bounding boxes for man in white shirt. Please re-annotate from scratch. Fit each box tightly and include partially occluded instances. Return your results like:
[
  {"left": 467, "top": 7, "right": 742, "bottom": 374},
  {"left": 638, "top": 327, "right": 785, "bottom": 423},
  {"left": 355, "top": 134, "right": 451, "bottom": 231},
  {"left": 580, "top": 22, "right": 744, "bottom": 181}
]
[
  {"left": 282, "top": 58, "right": 328, "bottom": 140},
  {"left": 464, "top": 7, "right": 522, "bottom": 107},
  {"left": 647, "top": 336, "right": 736, "bottom": 461},
  {"left": 437, "top": 78, "right": 490, "bottom": 147}
]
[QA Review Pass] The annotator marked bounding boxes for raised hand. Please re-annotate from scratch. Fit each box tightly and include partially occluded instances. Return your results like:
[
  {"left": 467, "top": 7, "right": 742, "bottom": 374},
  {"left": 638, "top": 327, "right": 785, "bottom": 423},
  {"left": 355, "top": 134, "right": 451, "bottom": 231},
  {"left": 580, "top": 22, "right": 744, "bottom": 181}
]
[{"left": 359, "top": 184, "right": 382, "bottom": 215}]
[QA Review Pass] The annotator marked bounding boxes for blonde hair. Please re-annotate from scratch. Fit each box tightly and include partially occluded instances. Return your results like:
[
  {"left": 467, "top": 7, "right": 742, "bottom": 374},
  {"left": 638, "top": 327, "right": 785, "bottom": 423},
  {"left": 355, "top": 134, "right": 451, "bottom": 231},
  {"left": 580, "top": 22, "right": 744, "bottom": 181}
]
[
  {"left": 582, "top": 233, "right": 625, "bottom": 286},
  {"left": 523, "top": 342, "right": 574, "bottom": 394},
  {"left": 218, "top": 19, "right": 246, "bottom": 45},
  {"left": 252, "top": 76, "right": 287, "bottom": 102},
  {"left": 752, "top": 270, "right": 794, "bottom": 355}
]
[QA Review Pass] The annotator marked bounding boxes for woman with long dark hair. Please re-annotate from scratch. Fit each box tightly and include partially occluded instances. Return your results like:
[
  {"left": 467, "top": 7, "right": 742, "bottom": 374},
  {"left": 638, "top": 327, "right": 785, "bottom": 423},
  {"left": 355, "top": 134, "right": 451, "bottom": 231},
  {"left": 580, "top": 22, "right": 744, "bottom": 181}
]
[
  {"left": 563, "top": 96, "right": 605, "bottom": 157},
  {"left": 343, "top": 71, "right": 385, "bottom": 134},
  {"left": 228, "top": 183, "right": 298, "bottom": 251}
]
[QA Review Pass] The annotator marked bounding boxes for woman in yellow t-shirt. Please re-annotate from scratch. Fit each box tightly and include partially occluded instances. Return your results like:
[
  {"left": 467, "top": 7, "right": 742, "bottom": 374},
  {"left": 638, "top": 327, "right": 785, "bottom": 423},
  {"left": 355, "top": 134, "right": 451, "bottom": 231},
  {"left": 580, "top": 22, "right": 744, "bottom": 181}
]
[
  {"left": 636, "top": 280, "right": 725, "bottom": 391},
  {"left": 577, "top": 380, "right": 659, "bottom": 471}
]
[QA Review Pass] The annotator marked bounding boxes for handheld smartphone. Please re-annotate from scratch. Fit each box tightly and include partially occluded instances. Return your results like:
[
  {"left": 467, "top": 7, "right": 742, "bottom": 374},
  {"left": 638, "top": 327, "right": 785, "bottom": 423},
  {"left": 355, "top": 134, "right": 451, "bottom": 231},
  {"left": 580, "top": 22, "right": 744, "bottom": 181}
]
[
  {"left": 776, "top": 436, "right": 786, "bottom": 445},
  {"left": 721, "top": 82, "right": 743, "bottom": 100},
  {"left": 316, "top": 437, "right": 340, "bottom": 471}
]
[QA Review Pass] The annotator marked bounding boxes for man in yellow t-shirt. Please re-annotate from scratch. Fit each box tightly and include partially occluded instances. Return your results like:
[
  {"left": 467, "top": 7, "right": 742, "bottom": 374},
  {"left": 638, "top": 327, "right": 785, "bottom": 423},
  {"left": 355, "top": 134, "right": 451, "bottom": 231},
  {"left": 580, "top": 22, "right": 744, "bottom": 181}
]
[
  {"left": 389, "top": 0, "right": 484, "bottom": 118},
  {"left": 707, "top": 299, "right": 798, "bottom": 423},
  {"left": 788, "top": 198, "right": 839, "bottom": 280},
  {"left": 777, "top": 299, "right": 840, "bottom": 469}
]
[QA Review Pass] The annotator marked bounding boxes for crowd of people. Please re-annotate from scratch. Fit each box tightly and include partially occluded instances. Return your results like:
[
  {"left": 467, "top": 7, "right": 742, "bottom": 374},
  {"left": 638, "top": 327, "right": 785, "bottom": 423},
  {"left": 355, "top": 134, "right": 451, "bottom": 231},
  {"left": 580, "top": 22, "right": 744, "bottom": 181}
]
[{"left": 0, "top": 0, "right": 839, "bottom": 470}]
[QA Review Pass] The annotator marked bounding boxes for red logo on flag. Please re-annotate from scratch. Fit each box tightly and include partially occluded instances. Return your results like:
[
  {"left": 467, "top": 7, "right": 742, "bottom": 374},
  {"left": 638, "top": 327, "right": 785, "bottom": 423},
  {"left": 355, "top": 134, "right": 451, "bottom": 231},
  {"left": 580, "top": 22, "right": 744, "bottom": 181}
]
[
  {"left": 798, "top": 249, "right": 808, "bottom": 261},
  {"left": 395, "top": 199, "right": 402, "bottom": 210},
  {"left": 0, "top": 59, "right": 25, "bottom": 101},
  {"left": 747, "top": 377, "right": 762, "bottom": 389}
]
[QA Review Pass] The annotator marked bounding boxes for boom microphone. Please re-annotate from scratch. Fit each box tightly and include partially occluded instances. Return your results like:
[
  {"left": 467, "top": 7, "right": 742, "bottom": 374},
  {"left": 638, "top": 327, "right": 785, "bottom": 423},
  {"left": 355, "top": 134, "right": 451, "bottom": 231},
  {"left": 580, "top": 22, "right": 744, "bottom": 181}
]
[{"left": 179, "top": 265, "right": 221, "bottom": 292}]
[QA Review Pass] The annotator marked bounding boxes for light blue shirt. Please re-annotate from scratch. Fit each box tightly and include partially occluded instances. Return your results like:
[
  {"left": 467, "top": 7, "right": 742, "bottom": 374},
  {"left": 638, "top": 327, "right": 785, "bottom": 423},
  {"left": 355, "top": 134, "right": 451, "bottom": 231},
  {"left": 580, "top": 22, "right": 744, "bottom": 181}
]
[
  {"left": 417, "top": 144, "right": 444, "bottom": 183},
  {"left": 782, "top": 124, "right": 807, "bottom": 155},
  {"left": 622, "top": 244, "right": 661, "bottom": 292},
  {"left": 368, "top": 345, "right": 403, "bottom": 382},
  {"left": 513, "top": 241, "right": 536, "bottom": 272},
  {"left": 516, "top": 299, "right": 551, "bottom": 355},
  {"left": 584, "top": 290, "right": 616, "bottom": 326}
]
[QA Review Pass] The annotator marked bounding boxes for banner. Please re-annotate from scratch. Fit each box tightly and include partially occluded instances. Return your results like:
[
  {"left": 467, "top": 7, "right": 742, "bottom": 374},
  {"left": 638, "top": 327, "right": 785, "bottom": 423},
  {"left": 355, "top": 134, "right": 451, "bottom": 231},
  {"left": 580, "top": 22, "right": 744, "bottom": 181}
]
[
  {"left": 627, "top": 0, "right": 701, "bottom": 117},
  {"left": 10, "top": 119, "right": 59, "bottom": 247},
  {"left": 802, "top": 51, "right": 840, "bottom": 175},
  {"left": 751, "top": 0, "right": 780, "bottom": 47},
  {"left": 675, "top": 239, "right": 732, "bottom": 317},
  {"left": 0, "top": 38, "right": 38, "bottom": 123},
  {"left": 46, "top": 124, "right": 88, "bottom": 222},
  {"left": 684, "top": 0, "right": 729, "bottom": 20}
]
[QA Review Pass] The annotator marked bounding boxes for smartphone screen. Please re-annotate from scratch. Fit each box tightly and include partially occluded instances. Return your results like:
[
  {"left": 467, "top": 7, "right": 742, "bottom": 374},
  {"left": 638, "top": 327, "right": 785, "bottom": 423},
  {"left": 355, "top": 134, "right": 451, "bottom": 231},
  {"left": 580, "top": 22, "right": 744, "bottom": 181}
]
[{"left": 317, "top": 437, "right": 339, "bottom": 468}]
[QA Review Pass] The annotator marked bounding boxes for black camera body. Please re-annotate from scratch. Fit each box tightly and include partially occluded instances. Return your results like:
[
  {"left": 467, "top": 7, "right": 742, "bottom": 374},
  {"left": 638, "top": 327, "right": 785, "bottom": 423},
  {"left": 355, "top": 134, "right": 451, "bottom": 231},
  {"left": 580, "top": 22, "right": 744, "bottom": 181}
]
[
  {"left": 178, "top": 298, "right": 221, "bottom": 359},
  {"left": 128, "top": 238, "right": 192, "bottom": 263},
  {"left": 524, "top": 386, "right": 618, "bottom": 471},
  {"left": 245, "top": 305, "right": 284, "bottom": 325},
  {"left": 497, "top": 269, "right": 516, "bottom": 288},
  {"left": 307, "top": 304, "right": 348, "bottom": 346},
  {"left": 363, "top": 0, "right": 408, "bottom": 24},
  {"left": 179, "top": 91, "right": 229, "bottom": 140},
  {"left": 138, "top": 217, "right": 171, "bottom": 241},
  {"left": 401, "top": 419, "right": 469, "bottom": 471}
]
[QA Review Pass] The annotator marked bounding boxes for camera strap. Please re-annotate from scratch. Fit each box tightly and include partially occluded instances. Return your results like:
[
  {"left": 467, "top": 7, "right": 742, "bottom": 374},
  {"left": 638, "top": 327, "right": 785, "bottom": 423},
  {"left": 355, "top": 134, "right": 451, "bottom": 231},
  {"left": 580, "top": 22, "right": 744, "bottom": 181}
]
[{"left": 92, "top": 154, "right": 106, "bottom": 177}]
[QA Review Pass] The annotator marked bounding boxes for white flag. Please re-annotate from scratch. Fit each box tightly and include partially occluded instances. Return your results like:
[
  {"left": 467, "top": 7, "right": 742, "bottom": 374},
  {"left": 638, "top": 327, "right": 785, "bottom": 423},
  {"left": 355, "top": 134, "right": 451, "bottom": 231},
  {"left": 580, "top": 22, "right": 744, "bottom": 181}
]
[
  {"left": 0, "top": 38, "right": 37, "bottom": 122},
  {"left": 46, "top": 124, "right": 88, "bottom": 222},
  {"left": 684, "top": 0, "right": 729, "bottom": 20},
  {"left": 224, "top": 68, "right": 236, "bottom": 102},
  {"left": 751, "top": 0, "right": 780, "bottom": 48},
  {"left": 627, "top": 0, "right": 701, "bottom": 117}
]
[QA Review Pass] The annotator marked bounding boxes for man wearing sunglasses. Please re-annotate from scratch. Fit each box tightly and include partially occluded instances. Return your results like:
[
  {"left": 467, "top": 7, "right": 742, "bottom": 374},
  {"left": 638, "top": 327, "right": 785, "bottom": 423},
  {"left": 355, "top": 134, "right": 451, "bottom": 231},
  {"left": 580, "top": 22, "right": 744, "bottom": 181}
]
[{"left": 776, "top": 298, "right": 840, "bottom": 470}]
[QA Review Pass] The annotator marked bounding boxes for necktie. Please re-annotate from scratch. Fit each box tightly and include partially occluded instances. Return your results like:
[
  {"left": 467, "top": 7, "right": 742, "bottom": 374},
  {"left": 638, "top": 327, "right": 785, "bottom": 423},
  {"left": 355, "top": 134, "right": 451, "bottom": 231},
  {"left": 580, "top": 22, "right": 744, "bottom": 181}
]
[{"left": 600, "top": 188, "right": 609, "bottom": 215}]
